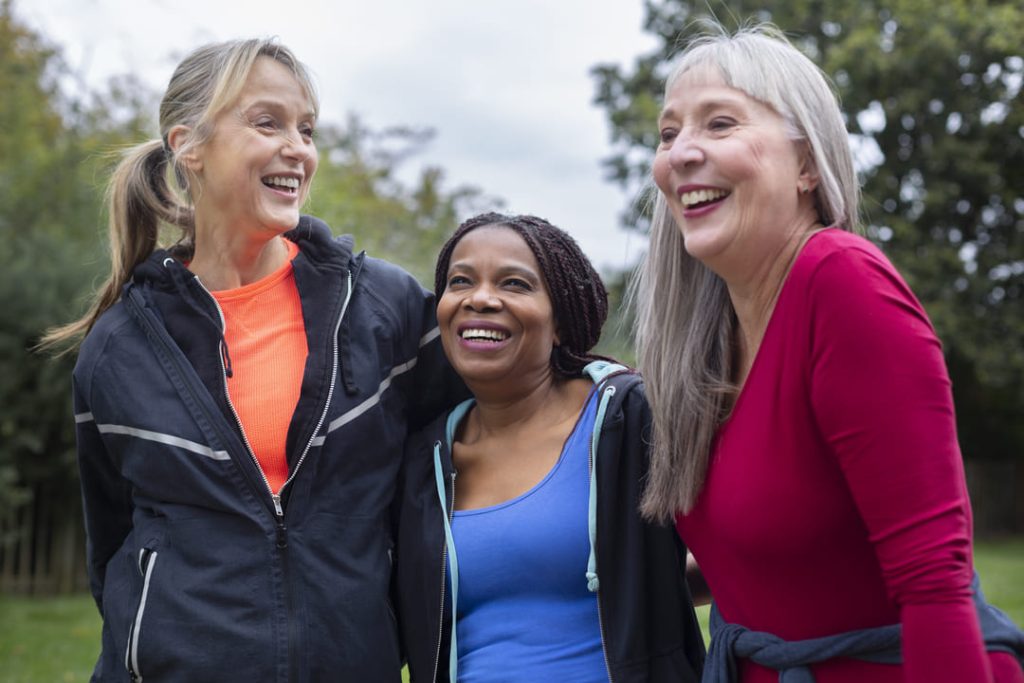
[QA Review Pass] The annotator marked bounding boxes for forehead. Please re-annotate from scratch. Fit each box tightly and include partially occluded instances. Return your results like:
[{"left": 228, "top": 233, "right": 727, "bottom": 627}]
[
  {"left": 237, "top": 57, "right": 314, "bottom": 110},
  {"left": 660, "top": 66, "right": 759, "bottom": 117},
  {"left": 659, "top": 65, "right": 778, "bottom": 125},
  {"left": 450, "top": 226, "right": 540, "bottom": 270}
]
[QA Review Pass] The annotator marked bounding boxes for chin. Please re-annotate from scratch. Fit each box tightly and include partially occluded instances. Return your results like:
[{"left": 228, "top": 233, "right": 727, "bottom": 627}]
[{"left": 680, "top": 231, "right": 725, "bottom": 262}]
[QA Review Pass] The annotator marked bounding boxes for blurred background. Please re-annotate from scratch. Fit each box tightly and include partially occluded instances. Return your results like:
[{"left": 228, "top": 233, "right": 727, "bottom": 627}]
[{"left": 1, "top": 0, "right": 1021, "bottom": 679}]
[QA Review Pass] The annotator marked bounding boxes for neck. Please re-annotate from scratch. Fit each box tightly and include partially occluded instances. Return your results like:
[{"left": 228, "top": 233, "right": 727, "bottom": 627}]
[
  {"left": 463, "top": 372, "right": 587, "bottom": 442},
  {"left": 725, "top": 217, "right": 824, "bottom": 382},
  {"left": 188, "top": 227, "right": 289, "bottom": 291}
]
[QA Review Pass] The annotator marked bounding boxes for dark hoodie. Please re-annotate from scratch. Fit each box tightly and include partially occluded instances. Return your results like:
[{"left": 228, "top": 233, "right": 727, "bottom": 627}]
[
  {"left": 73, "top": 215, "right": 462, "bottom": 682},
  {"left": 395, "top": 364, "right": 706, "bottom": 682}
]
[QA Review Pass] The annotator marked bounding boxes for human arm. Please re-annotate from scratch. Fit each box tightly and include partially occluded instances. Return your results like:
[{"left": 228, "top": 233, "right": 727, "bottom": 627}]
[
  {"left": 400, "top": 272, "right": 467, "bottom": 432},
  {"left": 808, "top": 244, "right": 990, "bottom": 682},
  {"left": 73, "top": 375, "right": 133, "bottom": 612}
]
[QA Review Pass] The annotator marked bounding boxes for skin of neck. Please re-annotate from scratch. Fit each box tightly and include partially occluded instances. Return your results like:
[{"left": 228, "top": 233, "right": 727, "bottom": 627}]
[
  {"left": 187, "top": 222, "right": 290, "bottom": 291},
  {"left": 461, "top": 366, "right": 588, "bottom": 443},
  {"left": 720, "top": 202, "right": 824, "bottom": 380}
]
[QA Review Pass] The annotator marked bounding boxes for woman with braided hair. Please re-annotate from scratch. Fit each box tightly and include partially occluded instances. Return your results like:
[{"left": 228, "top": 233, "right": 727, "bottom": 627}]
[{"left": 395, "top": 213, "right": 706, "bottom": 682}]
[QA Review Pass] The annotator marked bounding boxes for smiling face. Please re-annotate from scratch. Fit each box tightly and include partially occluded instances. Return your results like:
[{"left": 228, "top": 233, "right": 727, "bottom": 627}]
[
  {"left": 652, "top": 67, "right": 815, "bottom": 276},
  {"left": 437, "top": 225, "right": 559, "bottom": 390},
  {"left": 186, "top": 56, "right": 318, "bottom": 239}
]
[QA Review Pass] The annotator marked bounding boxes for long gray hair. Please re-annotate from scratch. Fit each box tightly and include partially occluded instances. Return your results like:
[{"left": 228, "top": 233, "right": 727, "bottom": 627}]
[{"left": 634, "top": 23, "right": 860, "bottom": 522}]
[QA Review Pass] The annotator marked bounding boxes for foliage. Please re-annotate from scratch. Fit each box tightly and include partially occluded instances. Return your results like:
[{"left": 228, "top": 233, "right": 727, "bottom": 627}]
[
  {"left": 0, "top": 0, "right": 497, "bottom": 518},
  {"left": 0, "top": 0, "right": 104, "bottom": 517},
  {"left": 309, "top": 114, "right": 500, "bottom": 286},
  {"left": 592, "top": 0, "right": 1024, "bottom": 459}
]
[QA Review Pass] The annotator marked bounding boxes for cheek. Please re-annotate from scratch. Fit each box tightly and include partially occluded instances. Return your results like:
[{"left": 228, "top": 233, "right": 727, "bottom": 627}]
[
  {"left": 435, "top": 295, "right": 456, "bottom": 329},
  {"left": 652, "top": 152, "right": 673, "bottom": 195}
]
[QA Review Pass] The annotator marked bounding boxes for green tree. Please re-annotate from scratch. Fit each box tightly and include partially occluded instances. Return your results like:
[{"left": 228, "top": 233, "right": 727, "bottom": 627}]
[
  {"left": 592, "top": 0, "right": 1024, "bottom": 460},
  {"left": 0, "top": 0, "right": 108, "bottom": 520},
  {"left": 310, "top": 114, "right": 500, "bottom": 287},
  {"left": 1, "top": 0, "right": 499, "bottom": 534}
]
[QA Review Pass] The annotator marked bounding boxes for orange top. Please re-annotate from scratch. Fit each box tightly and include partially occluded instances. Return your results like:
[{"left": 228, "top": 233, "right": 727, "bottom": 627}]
[{"left": 212, "top": 240, "right": 307, "bottom": 493}]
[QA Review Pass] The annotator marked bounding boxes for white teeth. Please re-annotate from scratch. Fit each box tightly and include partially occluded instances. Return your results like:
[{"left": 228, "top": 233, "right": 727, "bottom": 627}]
[
  {"left": 460, "top": 328, "right": 509, "bottom": 342},
  {"left": 264, "top": 176, "right": 300, "bottom": 190},
  {"left": 680, "top": 188, "right": 728, "bottom": 208}
]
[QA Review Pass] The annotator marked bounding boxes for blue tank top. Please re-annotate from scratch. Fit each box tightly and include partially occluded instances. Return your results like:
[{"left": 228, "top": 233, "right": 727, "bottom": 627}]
[{"left": 450, "top": 390, "right": 608, "bottom": 682}]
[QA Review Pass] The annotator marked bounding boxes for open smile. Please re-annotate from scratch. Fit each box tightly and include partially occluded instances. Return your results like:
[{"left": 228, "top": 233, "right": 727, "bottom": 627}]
[
  {"left": 677, "top": 185, "right": 730, "bottom": 217},
  {"left": 455, "top": 322, "right": 512, "bottom": 351},
  {"left": 262, "top": 174, "right": 302, "bottom": 196}
]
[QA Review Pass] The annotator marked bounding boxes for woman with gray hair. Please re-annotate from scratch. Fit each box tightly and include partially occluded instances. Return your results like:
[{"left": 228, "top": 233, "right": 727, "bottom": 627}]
[
  {"left": 43, "top": 39, "right": 459, "bottom": 680},
  {"left": 635, "top": 23, "right": 1023, "bottom": 683}
]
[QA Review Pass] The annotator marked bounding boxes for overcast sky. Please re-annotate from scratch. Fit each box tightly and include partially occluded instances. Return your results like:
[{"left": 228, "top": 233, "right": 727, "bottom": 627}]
[{"left": 20, "top": 0, "right": 661, "bottom": 273}]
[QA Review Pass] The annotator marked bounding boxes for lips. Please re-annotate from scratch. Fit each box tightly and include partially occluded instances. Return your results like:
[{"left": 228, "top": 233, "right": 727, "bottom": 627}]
[
  {"left": 454, "top": 321, "right": 512, "bottom": 351},
  {"left": 457, "top": 321, "right": 511, "bottom": 342},
  {"left": 460, "top": 328, "right": 510, "bottom": 342},
  {"left": 262, "top": 174, "right": 302, "bottom": 194},
  {"left": 678, "top": 185, "right": 730, "bottom": 209}
]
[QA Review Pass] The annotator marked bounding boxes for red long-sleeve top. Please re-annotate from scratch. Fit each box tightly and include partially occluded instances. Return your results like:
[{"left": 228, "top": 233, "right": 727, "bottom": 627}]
[{"left": 676, "top": 228, "right": 1021, "bottom": 683}]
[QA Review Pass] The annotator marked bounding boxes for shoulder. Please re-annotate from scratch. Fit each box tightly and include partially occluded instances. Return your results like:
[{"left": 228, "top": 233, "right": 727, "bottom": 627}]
[
  {"left": 359, "top": 254, "right": 427, "bottom": 296},
  {"left": 76, "top": 302, "right": 135, "bottom": 367},
  {"left": 787, "top": 228, "right": 924, "bottom": 320},
  {"left": 73, "top": 301, "right": 138, "bottom": 396},
  {"left": 593, "top": 369, "right": 649, "bottom": 426},
  {"left": 798, "top": 228, "right": 905, "bottom": 290}
]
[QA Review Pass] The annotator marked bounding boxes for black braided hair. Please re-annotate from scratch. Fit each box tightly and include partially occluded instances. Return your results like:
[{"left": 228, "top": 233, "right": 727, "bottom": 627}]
[{"left": 434, "top": 212, "right": 613, "bottom": 378}]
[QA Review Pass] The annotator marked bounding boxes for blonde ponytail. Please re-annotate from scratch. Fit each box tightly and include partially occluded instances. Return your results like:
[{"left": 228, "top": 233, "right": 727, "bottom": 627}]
[{"left": 37, "top": 139, "right": 193, "bottom": 353}]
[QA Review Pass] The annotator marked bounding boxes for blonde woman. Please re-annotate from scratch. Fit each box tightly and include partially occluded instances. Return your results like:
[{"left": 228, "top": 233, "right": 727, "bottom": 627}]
[{"left": 44, "top": 40, "right": 458, "bottom": 681}]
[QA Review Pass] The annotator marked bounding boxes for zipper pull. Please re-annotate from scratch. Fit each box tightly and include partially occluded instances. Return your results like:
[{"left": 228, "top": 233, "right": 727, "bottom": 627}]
[{"left": 272, "top": 494, "right": 288, "bottom": 549}]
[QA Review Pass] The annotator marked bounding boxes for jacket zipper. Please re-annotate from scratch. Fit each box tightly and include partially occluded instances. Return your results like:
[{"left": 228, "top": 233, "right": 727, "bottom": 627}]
[
  {"left": 193, "top": 270, "right": 351, "bottom": 682},
  {"left": 432, "top": 464, "right": 456, "bottom": 683},
  {"left": 125, "top": 548, "right": 158, "bottom": 682},
  {"left": 589, "top": 388, "right": 616, "bottom": 683}
]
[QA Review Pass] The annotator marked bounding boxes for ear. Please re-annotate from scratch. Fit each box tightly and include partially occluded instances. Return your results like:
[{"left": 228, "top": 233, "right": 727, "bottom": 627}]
[
  {"left": 167, "top": 125, "right": 202, "bottom": 173},
  {"left": 796, "top": 143, "right": 819, "bottom": 195}
]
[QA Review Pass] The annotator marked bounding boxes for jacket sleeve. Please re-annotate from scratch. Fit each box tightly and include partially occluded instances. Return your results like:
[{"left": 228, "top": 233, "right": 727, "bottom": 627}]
[
  {"left": 807, "top": 245, "right": 990, "bottom": 682},
  {"left": 402, "top": 277, "right": 467, "bottom": 433},
  {"left": 74, "top": 375, "right": 133, "bottom": 613}
]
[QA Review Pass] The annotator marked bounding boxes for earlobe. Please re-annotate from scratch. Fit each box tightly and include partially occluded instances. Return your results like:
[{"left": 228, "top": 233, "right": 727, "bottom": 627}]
[{"left": 797, "top": 145, "right": 818, "bottom": 195}]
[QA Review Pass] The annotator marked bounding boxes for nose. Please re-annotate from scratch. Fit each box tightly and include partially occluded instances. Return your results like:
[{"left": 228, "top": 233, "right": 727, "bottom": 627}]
[
  {"left": 464, "top": 283, "right": 501, "bottom": 311},
  {"left": 281, "top": 128, "right": 314, "bottom": 163},
  {"left": 667, "top": 129, "right": 705, "bottom": 168}
]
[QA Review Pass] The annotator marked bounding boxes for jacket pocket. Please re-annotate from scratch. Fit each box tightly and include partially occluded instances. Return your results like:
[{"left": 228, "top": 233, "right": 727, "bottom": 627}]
[{"left": 125, "top": 547, "right": 158, "bottom": 681}]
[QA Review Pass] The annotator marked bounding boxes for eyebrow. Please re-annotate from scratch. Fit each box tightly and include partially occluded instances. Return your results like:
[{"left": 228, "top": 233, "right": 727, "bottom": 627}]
[
  {"left": 659, "top": 95, "right": 747, "bottom": 125},
  {"left": 242, "top": 99, "right": 317, "bottom": 119},
  {"left": 447, "top": 262, "right": 542, "bottom": 284}
]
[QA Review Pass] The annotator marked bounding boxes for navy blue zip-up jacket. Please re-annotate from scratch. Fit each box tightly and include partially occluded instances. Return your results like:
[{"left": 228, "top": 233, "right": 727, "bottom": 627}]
[
  {"left": 394, "top": 367, "right": 706, "bottom": 682},
  {"left": 73, "top": 215, "right": 462, "bottom": 682}
]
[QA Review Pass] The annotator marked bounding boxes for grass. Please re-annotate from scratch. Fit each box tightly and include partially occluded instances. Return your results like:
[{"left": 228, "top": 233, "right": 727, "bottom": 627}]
[
  {"left": 1, "top": 539, "right": 1020, "bottom": 681},
  {"left": 0, "top": 594, "right": 100, "bottom": 683}
]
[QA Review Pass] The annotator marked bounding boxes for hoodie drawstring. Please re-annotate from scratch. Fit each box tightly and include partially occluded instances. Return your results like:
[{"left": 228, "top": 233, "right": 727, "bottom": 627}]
[
  {"left": 586, "top": 383, "right": 616, "bottom": 593},
  {"left": 434, "top": 440, "right": 460, "bottom": 683}
]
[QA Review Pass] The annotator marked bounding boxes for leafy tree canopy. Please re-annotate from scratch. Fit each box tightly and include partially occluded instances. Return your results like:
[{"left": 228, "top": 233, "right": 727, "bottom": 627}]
[
  {"left": 0, "top": 0, "right": 498, "bottom": 512},
  {"left": 592, "top": 0, "right": 1024, "bottom": 458}
]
